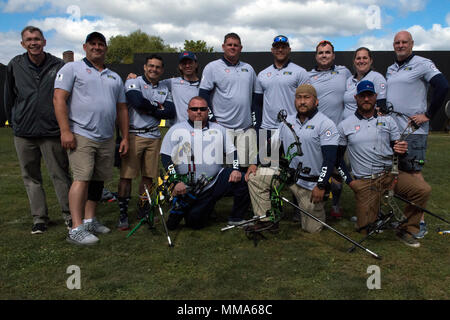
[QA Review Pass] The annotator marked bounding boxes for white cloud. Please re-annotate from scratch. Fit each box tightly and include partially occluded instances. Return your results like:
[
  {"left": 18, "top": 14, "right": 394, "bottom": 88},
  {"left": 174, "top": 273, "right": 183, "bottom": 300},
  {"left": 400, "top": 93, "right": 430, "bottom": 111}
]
[{"left": 0, "top": 1, "right": 449, "bottom": 64}]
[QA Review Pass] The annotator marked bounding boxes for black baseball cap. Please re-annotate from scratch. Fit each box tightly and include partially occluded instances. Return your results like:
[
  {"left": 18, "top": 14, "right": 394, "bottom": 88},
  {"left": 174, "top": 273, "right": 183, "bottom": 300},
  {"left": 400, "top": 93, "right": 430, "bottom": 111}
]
[{"left": 85, "top": 32, "right": 106, "bottom": 44}]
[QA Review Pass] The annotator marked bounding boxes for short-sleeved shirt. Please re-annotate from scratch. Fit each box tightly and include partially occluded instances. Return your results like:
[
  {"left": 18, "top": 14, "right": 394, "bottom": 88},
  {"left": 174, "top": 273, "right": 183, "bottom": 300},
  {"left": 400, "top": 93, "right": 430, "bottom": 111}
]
[
  {"left": 308, "top": 65, "right": 352, "bottom": 125},
  {"left": 160, "top": 120, "right": 236, "bottom": 191},
  {"left": 274, "top": 111, "right": 339, "bottom": 190},
  {"left": 125, "top": 76, "right": 172, "bottom": 139},
  {"left": 199, "top": 58, "right": 261, "bottom": 129},
  {"left": 54, "top": 58, "right": 126, "bottom": 141},
  {"left": 386, "top": 55, "right": 441, "bottom": 135},
  {"left": 255, "top": 61, "right": 310, "bottom": 129},
  {"left": 338, "top": 112, "right": 400, "bottom": 178},
  {"left": 343, "top": 70, "right": 387, "bottom": 120},
  {"left": 160, "top": 77, "right": 199, "bottom": 124}
]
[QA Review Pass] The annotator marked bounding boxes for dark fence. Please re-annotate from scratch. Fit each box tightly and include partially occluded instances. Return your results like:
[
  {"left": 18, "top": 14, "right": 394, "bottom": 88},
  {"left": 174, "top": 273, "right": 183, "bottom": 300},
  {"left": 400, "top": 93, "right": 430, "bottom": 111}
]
[{"left": 2, "top": 51, "right": 450, "bottom": 130}]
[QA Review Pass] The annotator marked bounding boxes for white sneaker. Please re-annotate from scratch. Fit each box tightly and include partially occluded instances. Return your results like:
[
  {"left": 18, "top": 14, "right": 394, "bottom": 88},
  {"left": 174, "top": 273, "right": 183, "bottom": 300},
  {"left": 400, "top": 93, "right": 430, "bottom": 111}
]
[
  {"left": 84, "top": 218, "right": 111, "bottom": 234},
  {"left": 67, "top": 227, "right": 99, "bottom": 245}
]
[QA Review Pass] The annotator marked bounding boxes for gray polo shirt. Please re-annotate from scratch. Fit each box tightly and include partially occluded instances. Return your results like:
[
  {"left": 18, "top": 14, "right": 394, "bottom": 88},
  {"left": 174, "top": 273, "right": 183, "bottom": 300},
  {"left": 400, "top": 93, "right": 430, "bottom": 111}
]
[
  {"left": 199, "top": 58, "right": 261, "bottom": 129},
  {"left": 125, "top": 76, "right": 172, "bottom": 139},
  {"left": 54, "top": 58, "right": 126, "bottom": 141},
  {"left": 308, "top": 65, "right": 352, "bottom": 125},
  {"left": 274, "top": 111, "right": 339, "bottom": 191},
  {"left": 255, "top": 61, "right": 309, "bottom": 129},
  {"left": 338, "top": 113, "right": 400, "bottom": 178},
  {"left": 160, "top": 77, "right": 199, "bottom": 124},
  {"left": 160, "top": 120, "right": 236, "bottom": 191},
  {"left": 386, "top": 55, "right": 441, "bottom": 135},
  {"left": 343, "top": 70, "right": 387, "bottom": 120}
]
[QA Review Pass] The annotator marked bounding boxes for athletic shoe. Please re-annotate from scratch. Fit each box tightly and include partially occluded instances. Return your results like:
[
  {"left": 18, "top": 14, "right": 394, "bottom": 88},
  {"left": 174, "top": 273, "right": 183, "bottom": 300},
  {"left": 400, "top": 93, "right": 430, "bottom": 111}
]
[
  {"left": 413, "top": 222, "right": 428, "bottom": 239},
  {"left": 67, "top": 227, "right": 99, "bottom": 245},
  {"left": 31, "top": 223, "right": 47, "bottom": 234},
  {"left": 117, "top": 213, "right": 130, "bottom": 231},
  {"left": 330, "top": 207, "right": 344, "bottom": 219},
  {"left": 166, "top": 213, "right": 184, "bottom": 230},
  {"left": 245, "top": 221, "right": 279, "bottom": 232},
  {"left": 397, "top": 231, "right": 420, "bottom": 248},
  {"left": 84, "top": 218, "right": 111, "bottom": 234},
  {"left": 227, "top": 219, "right": 254, "bottom": 228}
]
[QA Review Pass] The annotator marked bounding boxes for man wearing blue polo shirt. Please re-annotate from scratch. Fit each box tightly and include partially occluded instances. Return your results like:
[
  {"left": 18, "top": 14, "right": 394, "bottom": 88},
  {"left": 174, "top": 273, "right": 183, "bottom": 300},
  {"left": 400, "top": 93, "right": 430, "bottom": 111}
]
[
  {"left": 386, "top": 30, "right": 449, "bottom": 238},
  {"left": 337, "top": 80, "right": 430, "bottom": 248},
  {"left": 308, "top": 40, "right": 352, "bottom": 219},
  {"left": 54, "top": 32, "right": 129, "bottom": 245},
  {"left": 199, "top": 33, "right": 261, "bottom": 168}
]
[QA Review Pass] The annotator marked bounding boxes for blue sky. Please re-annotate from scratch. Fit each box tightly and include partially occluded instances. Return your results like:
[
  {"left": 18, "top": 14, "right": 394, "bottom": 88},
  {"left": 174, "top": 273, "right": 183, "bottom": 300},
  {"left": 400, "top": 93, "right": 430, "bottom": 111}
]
[{"left": 0, "top": 0, "right": 449, "bottom": 64}]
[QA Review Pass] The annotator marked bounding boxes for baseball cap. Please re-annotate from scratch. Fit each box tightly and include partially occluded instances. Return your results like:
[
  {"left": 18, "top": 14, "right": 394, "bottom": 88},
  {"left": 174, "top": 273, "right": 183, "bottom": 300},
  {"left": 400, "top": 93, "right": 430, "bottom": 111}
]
[
  {"left": 179, "top": 51, "right": 197, "bottom": 62},
  {"left": 272, "top": 35, "right": 289, "bottom": 47},
  {"left": 85, "top": 32, "right": 106, "bottom": 44},
  {"left": 356, "top": 80, "right": 376, "bottom": 95}
]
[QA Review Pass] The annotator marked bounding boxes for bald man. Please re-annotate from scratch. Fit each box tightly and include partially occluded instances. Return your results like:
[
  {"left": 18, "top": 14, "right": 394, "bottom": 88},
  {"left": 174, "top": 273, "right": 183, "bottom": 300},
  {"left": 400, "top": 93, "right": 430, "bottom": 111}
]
[{"left": 386, "top": 30, "right": 448, "bottom": 238}]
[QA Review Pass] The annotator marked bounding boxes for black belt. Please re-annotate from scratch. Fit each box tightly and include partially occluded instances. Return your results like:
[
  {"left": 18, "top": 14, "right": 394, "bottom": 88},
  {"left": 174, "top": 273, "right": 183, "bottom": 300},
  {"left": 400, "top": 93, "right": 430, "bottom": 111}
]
[
  {"left": 298, "top": 175, "right": 319, "bottom": 182},
  {"left": 129, "top": 126, "right": 159, "bottom": 134}
]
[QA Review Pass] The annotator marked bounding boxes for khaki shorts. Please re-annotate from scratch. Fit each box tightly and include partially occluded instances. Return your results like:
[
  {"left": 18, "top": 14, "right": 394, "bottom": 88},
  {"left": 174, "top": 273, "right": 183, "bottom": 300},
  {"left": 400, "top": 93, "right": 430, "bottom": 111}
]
[
  {"left": 120, "top": 134, "right": 161, "bottom": 179},
  {"left": 67, "top": 134, "right": 115, "bottom": 181}
]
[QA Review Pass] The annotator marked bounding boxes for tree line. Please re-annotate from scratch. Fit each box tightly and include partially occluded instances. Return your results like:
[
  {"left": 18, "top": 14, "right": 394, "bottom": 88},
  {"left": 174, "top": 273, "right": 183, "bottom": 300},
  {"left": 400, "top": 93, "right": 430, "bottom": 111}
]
[{"left": 106, "top": 30, "right": 214, "bottom": 64}]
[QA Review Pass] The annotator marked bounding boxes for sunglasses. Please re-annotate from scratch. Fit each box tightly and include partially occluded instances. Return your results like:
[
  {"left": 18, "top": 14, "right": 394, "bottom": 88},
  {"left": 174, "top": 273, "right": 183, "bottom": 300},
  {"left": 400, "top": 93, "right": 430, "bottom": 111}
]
[
  {"left": 273, "top": 36, "right": 288, "bottom": 44},
  {"left": 188, "top": 107, "right": 208, "bottom": 112}
]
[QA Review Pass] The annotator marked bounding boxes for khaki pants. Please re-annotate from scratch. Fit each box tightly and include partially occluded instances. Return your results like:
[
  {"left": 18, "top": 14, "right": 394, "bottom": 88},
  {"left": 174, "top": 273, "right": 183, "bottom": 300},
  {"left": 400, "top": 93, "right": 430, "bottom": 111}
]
[
  {"left": 289, "top": 184, "right": 326, "bottom": 233},
  {"left": 352, "top": 171, "right": 431, "bottom": 234},
  {"left": 14, "top": 136, "right": 72, "bottom": 224},
  {"left": 247, "top": 167, "right": 278, "bottom": 221}
]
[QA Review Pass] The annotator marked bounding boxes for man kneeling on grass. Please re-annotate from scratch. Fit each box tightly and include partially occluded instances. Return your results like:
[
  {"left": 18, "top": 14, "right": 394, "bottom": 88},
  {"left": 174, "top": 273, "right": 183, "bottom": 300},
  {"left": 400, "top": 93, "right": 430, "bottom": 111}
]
[
  {"left": 336, "top": 80, "right": 431, "bottom": 248},
  {"left": 160, "top": 96, "right": 251, "bottom": 230}
]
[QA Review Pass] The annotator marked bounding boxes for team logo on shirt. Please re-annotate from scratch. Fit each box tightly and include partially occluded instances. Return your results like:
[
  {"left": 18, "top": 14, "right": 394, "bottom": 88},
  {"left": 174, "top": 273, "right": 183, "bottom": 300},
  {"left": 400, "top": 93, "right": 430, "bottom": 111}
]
[
  {"left": 404, "top": 67, "right": 413, "bottom": 71},
  {"left": 283, "top": 71, "right": 292, "bottom": 75},
  {"left": 241, "top": 68, "right": 249, "bottom": 72},
  {"left": 107, "top": 75, "right": 116, "bottom": 80},
  {"left": 86, "top": 69, "right": 92, "bottom": 74},
  {"left": 306, "top": 125, "right": 315, "bottom": 129},
  {"left": 267, "top": 72, "right": 272, "bottom": 77},
  {"left": 355, "top": 125, "right": 360, "bottom": 131},
  {"left": 128, "top": 84, "right": 136, "bottom": 89},
  {"left": 380, "top": 83, "right": 385, "bottom": 89},
  {"left": 430, "top": 64, "right": 438, "bottom": 72},
  {"left": 377, "top": 121, "right": 386, "bottom": 127},
  {"left": 158, "top": 91, "right": 166, "bottom": 95},
  {"left": 225, "top": 69, "right": 230, "bottom": 73},
  {"left": 331, "top": 71, "right": 338, "bottom": 75},
  {"left": 325, "top": 130, "right": 332, "bottom": 137},
  {"left": 56, "top": 74, "right": 63, "bottom": 81}
]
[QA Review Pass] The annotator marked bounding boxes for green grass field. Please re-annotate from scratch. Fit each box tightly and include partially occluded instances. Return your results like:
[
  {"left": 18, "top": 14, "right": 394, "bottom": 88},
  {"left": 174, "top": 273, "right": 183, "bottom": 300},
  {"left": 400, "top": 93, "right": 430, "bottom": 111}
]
[{"left": 0, "top": 127, "right": 449, "bottom": 300}]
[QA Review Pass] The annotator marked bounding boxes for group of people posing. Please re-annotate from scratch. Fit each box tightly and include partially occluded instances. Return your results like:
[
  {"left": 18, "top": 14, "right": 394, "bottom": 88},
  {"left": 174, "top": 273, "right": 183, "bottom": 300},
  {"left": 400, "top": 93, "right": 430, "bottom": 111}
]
[{"left": 4, "top": 26, "right": 448, "bottom": 248}]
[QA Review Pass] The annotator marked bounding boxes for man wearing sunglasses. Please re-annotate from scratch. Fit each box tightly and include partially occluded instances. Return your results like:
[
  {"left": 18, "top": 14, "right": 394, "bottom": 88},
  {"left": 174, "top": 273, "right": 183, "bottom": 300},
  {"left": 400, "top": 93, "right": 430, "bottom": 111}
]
[
  {"left": 160, "top": 96, "right": 251, "bottom": 230},
  {"left": 308, "top": 40, "right": 352, "bottom": 219}
]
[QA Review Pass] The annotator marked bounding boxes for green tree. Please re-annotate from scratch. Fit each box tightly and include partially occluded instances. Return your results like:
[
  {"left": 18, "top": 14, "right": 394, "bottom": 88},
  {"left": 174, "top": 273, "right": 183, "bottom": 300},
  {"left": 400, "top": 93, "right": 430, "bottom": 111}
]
[
  {"left": 183, "top": 40, "right": 214, "bottom": 53},
  {"left": 106, "top": 30, "right": 177, "bottom": 64}
]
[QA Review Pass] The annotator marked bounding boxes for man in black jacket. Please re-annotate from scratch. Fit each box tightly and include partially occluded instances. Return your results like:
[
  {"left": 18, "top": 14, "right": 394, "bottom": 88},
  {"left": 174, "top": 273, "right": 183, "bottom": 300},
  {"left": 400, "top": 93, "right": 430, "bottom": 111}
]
[{"left": 4, "top": 26, "right": 72, "bottom": 234}]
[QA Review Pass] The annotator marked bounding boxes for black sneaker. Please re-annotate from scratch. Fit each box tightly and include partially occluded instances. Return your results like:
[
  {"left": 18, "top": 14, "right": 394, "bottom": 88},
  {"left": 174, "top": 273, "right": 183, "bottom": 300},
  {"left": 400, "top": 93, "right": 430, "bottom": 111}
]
[
  {"left": 31, "top": 223, "right": 47, "bottom": 234},
  {"left": 166, "top": 213, "right": 183, "bottom": 230}
]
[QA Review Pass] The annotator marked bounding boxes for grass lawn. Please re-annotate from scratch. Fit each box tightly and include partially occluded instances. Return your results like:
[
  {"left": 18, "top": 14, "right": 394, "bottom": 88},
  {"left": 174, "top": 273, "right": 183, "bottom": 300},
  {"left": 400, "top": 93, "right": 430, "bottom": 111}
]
[{"left": 0, "top": 127, "right": 449, "bottom": 300}]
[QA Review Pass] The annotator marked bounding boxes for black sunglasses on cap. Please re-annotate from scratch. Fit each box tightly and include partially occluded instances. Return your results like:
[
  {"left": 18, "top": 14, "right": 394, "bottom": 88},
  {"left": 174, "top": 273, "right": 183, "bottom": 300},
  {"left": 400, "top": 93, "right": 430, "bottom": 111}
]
[{"left": 188, "top": 107, "right": 208, "bottom": 112}]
